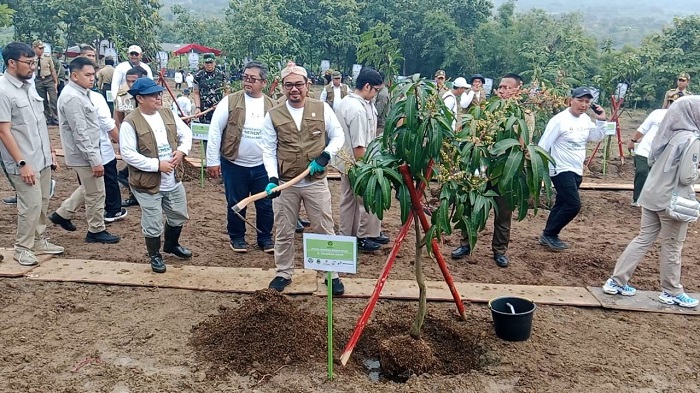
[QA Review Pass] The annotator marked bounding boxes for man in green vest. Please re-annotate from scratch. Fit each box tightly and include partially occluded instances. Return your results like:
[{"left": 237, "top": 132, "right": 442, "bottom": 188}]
[
  {"left": 319, "top": 70, "right": 350, "bottom": 111},
  {"left": 119, "top": 78, "right": 193, "bottom": 273},
  {"left": 206, "top": 61, "right": 275, "bottom": 254},
  {"left": 261, "top": 63, "right": 346, "bottom": 295}
]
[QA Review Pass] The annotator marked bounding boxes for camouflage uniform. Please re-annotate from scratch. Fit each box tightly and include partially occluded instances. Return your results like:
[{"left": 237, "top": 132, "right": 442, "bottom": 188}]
[
  {"left": 52, "top": 48, "right": 66, "bottom": 95},
  {"left": 193, "top": 67, "right": 226, "bottom": 124},
  {"left": 663, "top": 72, "right": 692, "bottom": 109}
]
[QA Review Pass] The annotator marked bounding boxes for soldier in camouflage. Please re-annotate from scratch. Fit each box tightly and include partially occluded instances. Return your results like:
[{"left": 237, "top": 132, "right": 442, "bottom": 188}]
[
  {"left": 663, "top": 72, "right": 692, "bottom": 109},
  {"left": 52, "top": 46, "right": 66, "bottom": 95},
  {"left": 192, "top": 53, "right": 226, "bottom": 124}
]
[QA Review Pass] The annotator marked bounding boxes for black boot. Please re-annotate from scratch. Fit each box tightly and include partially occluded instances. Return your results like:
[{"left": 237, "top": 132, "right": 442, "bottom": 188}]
[
  {"left": 146, "top": 236, "right": 166, "bottom": 273},
  {"left": 163, "top": 225, "right": 192, "bottom": 259}
]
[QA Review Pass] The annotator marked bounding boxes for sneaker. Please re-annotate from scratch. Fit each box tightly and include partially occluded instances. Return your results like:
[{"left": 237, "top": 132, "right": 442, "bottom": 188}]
[
  {"left": 14, "top": 250, "right": 38, "bottom": 266},
  {"left": 104, "top": 208, "right": 128, "bottom": 223},
  {"left": 324, "top": 277, "right": 345, "bottom": 296},
  {"left": 369, "top": 232, "right": 390, "bottom": 245},
  {"left": 85, "top": 230, "right": 120, "bottom": 244},
  {"left": 658, "top": 291, "right": 699, "bottom": 308},
  {"left": 295, "top": 220, "right": 305, "bottom": 233},
  {"left": 230, "top": 240, "right": 248, "bottom": 253},
  {"left": 269, "top": 276, "right": 292, "bottom": 292},
  {"left": 539, "top": 234, "right": 569, "bottom": 251},
  {"left": 358, "top": 237, "right": 381, "bottom": 253},
  {"left": 631, "top": 201, "right": 640, "bottom": 207},
  {"left": 121, "top": 195, "right": 139, "bottom": 207},
  {"left": 602, "top": 278, "right": 636, "bottom": 296},
  {"left": 259, "top": 240, "right": 274, "bottom": 254},
  {"left": 34, "top": 238, "right": 65, "bottom": 255},
  {"left": 2, "top": 195, "right": 17, "bottom": 205}
]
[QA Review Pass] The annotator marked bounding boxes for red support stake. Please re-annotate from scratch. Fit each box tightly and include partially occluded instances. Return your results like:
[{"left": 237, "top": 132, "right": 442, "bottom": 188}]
[
  {"left": 339, "top": 164, "right": 435, "bottom": 366},
  {"left": 398, "top": 164, "right": 467, "bottom": 321},
  {"left": 159, "top": 69, "right": 186, "bottom": 121}
]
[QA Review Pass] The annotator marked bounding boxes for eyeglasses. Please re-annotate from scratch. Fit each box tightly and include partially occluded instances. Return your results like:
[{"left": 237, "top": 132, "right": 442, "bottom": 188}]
[
  {"left": 243, "top": 75, "right": 263, "bottom": 83},
  {"left": 13, "top": 58, "right": 36, "bottom": 67},
  {"left": 129, "top": 52, "right": 140, "bottom": 56},
  {"left": 370, "top": 86, "right": 381, "bottom": 93},
  {"left": 283, "top": 82, "right": 306, "bottom": 90}
]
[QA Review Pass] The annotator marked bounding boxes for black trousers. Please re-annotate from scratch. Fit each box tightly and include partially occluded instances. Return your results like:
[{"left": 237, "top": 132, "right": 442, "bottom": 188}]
[
  {"left": 543, "top": 171, "right": 582, "bottom": 237},
  {"left": 104, "top": 159, "right": 121, "bottom": 215}
]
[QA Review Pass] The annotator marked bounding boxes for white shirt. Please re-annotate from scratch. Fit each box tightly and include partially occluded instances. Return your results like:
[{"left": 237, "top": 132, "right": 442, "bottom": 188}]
[
  {"left": 174, "top": 72, "right": 183, "bottom": 84},
  {"left": 185, "top": 74, "right": 194, "bottom": 88},
  {"left": 538, "top": 108, "right": 606, "bottom": 177},
  {"left": 172, "top": 96, "right": 192, "bottom": 117},
  {"left": 119, "top": 111, "right": 192, "bottom": 192},
  {"left": 88, "top": 91, "right": 117, "bottom": 165},
  {"left": 110, "top": 61, "right": 153, "bottom": 100},
  {"left": 319, "top": 85, "right": 352, "bottom": 111},
  {"left": 635, "top": 109, "right": 667, "bottom": 158},
  {"left": 206, "top": 94, "right": 267, "bottom": 167},
  {"left": 261, "top": 101, "right": 344, "bottom": 187}
]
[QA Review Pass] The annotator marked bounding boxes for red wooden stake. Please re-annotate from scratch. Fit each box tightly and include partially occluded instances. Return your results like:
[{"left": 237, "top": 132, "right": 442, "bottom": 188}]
[
  {"left": 339, "top": 164, "right": 435, "bottom": 366},
  {"left": 398, "top": 164, "right": 467, "bottom": 321}
]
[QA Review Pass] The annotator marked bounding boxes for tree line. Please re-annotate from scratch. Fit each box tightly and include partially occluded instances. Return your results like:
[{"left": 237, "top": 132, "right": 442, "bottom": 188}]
[{"left": 2, "top": 0, "right": 699, "bottom": 108}]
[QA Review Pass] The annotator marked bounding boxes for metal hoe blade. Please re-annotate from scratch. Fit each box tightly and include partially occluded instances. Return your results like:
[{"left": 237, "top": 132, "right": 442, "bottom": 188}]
[{"left": 232, "top": 208, "right": 262, "bottom": 234}]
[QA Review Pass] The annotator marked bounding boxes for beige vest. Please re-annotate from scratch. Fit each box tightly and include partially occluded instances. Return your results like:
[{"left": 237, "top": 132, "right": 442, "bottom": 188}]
[
  {"left": 220, "top": 90, "right": 274, "bottom": 162},
  {"left": 268, "top": 98, "right": 327, "bottom": 181},
  {"left": 38, "top": 56, "right": 54, "bottom": 78},
  {"left": 124, "top": 108, "right": 183, "bottom": 194},
  {"left": 324, "top": 84, "right": 348, "bottom": 108}
]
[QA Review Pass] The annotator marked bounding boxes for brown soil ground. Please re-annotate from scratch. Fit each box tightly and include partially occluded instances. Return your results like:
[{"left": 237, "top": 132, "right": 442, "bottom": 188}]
[{"left": 1, "top": 109, "right": 700, "bottom": 392}]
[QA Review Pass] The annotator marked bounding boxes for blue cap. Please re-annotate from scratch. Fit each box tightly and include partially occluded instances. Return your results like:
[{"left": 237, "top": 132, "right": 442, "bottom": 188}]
[
  {"left": 183, "top": 88, "right": 190, "bottom": 94},
  {"left": 128, "top": 78, "right": 164, "bottom": 97}
]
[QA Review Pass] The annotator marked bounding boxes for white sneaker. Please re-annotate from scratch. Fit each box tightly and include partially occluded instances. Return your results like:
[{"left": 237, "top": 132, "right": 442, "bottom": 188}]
[
  {"left": 631, "top": 201, "right": 640, "bottom": 207},
  {"left": 34, "top": 238, "right": 65, "bottom": 255},
  {"left": 14, "top": 250, "right": 38, "bottom": 266},
  {"left": 602, "top": 278, "right": 637, "bottom": 296},
  {"left": 104, "top": 208, "right": 128, "bottom": 223},
  {"left": 659, "top": 291, "right": 699, "bottom": 308}
]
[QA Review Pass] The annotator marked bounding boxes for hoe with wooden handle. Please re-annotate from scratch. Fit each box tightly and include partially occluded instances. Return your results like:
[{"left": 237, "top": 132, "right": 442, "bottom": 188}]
[{"left": 230, "top": 168, "right": 312, "bottom": 231}]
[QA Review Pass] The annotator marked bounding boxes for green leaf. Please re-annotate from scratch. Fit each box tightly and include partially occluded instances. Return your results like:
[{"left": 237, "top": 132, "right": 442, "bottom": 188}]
[
  {"left": 398, "top": 184, "right": 411, "bottom": 224},
  {"left": 489, "top": 138, "right": 521, "bottom": 156},
  {"left": 502, "top": 149, "right": 524, "bottom": 185}
]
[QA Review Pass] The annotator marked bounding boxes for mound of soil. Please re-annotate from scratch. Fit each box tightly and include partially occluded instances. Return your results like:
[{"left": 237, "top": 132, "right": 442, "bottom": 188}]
[
  {"left": 353, "top": 306, "right": 491, "bottom": 382},
  {"left": 190, "top": 289, "right": 326, "bottom": 376},
  {"left": 379, "top": 334, "right": 437, "bottom": 380}
]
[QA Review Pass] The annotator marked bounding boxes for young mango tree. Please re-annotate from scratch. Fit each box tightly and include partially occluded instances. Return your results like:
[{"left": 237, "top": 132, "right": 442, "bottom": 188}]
[{"left": 348, "top": 75, "right": 555, "bottom": 342}]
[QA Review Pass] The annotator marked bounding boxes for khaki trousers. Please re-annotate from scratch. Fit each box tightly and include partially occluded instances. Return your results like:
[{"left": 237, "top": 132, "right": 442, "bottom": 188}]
[
  {"left": 57, "top": 166, "right": 106, "bottom": 233},
  {"left": 611, "top": 208, "right": 688, "bottom": 296},
  {"left": 10, "top": 167, "right": 51, "bottom": 252},
  {"left": 131, "top": 183, "right": 189, "bottom": 237},
  {"left": 273, "top": 178, "right": 337, "bottom": 280},
  {"left": 339, "top": 174, "right": 380, "bottom": 238}
]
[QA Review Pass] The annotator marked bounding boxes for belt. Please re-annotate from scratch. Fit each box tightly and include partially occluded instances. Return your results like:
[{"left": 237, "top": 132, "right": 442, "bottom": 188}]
[{"left": 39, "top": 75, "right": 53, "bottom": 80}]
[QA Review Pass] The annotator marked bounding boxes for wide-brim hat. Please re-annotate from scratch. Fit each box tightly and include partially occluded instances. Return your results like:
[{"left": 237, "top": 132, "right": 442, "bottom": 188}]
[{"left": 469, "top": 74, "right": 485, "bottom": 84}]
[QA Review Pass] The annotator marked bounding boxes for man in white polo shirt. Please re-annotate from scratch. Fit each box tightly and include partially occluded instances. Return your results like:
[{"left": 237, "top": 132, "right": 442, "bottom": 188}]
[{"left": 110, "top": 45, "right": 153, "bottom": 101}]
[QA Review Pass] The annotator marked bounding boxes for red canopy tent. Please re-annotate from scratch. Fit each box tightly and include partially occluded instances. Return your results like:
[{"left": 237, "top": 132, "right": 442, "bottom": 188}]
[{"left": 172, "top": 44, "right": 222, "bottom": 56}]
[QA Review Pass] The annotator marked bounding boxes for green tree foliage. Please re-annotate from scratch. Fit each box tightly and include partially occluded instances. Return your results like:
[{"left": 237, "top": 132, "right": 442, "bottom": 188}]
[
  {"left": 2, "top": 0, "right": 162, "bottom": 61},
  {"left": 356, "top": 21, "right": 403, "bottom": 80},
  {"left": 0, "top": 4, "right": 13, "bottom": 27}
]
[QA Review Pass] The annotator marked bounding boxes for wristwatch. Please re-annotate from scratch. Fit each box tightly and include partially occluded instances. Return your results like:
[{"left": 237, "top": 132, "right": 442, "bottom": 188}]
[{"left": 17, "top": 160, "right": 26, "bottom": 167}]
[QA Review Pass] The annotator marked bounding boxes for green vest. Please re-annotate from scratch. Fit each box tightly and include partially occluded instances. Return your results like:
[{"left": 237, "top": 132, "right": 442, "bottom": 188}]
[
  {"left": 268, "top": 98, "right": 327, "bottom": 181},
  {"left": 124, "top": 108, "right": 183, "bottom": 194},
  {"left": 220, "top": 90, "right": 274, "bottom": 162},
  {"left": 324, "top": 84, "right": 348, "bottom": 108}
]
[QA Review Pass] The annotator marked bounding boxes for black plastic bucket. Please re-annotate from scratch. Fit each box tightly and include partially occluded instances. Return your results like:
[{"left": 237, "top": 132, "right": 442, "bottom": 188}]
[{"left": 488, "top": 296, "right": 536, "bottom": 342}]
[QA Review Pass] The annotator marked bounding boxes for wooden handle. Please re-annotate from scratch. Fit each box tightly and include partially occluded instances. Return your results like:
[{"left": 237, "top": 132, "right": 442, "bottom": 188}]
[
  {"left": 180, "top": 106, "right": 216, "bottom": 122},
  {"left": 232, "top": 168, "right": 312, "bottom": 212}
]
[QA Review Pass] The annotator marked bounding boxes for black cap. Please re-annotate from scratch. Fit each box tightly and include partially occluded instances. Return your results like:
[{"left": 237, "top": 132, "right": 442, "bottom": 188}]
[
  {"left": 571, "top": 87, "right": 594, "bottom": 99},
  {"left": 469, "top": 74, "right": 485, "bottom": 84}
]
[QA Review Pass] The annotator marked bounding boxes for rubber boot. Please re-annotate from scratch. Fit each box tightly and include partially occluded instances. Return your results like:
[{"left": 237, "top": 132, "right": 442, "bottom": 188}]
[
  {"left": 146, "top": 236, "right": 166, "bottom": 273},
  {"left": 163, "top": 225, "right": 192, "bottom": 259}
]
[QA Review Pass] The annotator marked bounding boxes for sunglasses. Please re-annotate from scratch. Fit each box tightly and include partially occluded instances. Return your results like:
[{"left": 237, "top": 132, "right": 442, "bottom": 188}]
[{"left": 129, "top": 52, "right": 140, "bottom": 56}]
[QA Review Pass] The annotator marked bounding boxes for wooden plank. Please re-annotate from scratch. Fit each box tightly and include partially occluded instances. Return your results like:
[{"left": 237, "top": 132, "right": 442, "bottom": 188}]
[
  {"left": 0, "top": 247, "right": 51, "bottom": 277},
  {"left": 26, "top": 258, "right": 318, "bottom": 294},
  {"left": 580, "top": 182, "right": 700, "bottom": 192},
  {"left": 317, "top": 278, "right": 601, "bottom": 307},
  {"left": 588, "top": 287, "right": 700, "bottom": 315}
]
